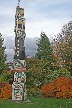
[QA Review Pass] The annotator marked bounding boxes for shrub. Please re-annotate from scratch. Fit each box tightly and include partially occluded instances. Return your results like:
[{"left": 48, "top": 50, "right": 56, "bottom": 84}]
[
  {"left": 43, "top": 68, "right": 71, "bottom": 85},
  {"left": 58, "top": 68, "right": 70, "bottom": 77},
  {"left": 42, "top": 76, "right": 72, "bottom": 98},
  {"left": 27, "top": 87, "right": 42, "bottom": 97},
  {"left": 0, "top": 82, "right": 12, "bottom": 99},
  {"left": 0, "top": 70, "right": 13, "bottom": 83}
]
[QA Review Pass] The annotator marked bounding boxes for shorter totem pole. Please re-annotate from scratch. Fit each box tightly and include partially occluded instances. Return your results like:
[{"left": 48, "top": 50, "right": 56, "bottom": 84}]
[{"left": 12, "top": 1, "right": 27, "bottom": 101}]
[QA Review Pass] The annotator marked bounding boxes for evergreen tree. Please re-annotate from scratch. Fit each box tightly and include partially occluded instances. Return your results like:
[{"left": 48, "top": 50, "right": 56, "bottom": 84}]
[
  {"left": 0, "top": 33, "right": 7, "bottom": 76},
  {"left": 35, "top": 32, "right": 53, "bottom": 62}
]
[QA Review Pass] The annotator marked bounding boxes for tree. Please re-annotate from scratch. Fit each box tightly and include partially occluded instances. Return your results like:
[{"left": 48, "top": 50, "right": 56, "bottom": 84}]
[
  {"left": 35, "top": 32, "right": 53, "bottom": 62},
  {"left": 26, "top": 30, "right": 71, "bottom": 87},
  {"left": 52, "top": 20, "right": 72, "bottom": 74},
  {"left": 26, "top": 56, "right": 41, "bottom": 88},
  {"left": 0, "top": 33, "right": 7, "bottom": 76},
  {"left": 0, "top": 68, "right": 13, "bottom": 83}
]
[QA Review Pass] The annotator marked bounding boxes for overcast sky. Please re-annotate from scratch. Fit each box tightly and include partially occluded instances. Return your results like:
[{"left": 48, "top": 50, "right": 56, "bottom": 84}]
[{"left": 0, "top": 0, "right": 72, "bottom": 62}]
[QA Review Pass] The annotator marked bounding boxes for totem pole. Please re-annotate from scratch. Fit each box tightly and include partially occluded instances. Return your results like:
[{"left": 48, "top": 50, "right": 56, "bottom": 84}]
[{"left": 12, "top": 0, "right": 27, "bottom": 101}]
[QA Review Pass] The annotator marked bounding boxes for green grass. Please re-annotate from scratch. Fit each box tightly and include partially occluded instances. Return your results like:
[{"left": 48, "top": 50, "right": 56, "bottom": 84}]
[{"left": 0, "top": 97, "right": 72, "bottom": 108}]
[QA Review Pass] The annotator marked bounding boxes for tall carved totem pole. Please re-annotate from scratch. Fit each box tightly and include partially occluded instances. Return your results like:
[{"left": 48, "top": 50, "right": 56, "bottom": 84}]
[{"left": 12, "top": 0, "right": 27, "bottom": 101}]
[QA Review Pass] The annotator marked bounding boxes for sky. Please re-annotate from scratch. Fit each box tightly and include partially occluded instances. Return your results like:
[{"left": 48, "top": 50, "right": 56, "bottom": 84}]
[{"left": 0, "top": 0, "right": 72, "bottom": 62}]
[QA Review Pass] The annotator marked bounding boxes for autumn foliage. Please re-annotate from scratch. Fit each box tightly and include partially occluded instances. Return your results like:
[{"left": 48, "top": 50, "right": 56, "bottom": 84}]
[
  {"left": 52, "top": 21, "right": 72, "bottom": 73},
  {"left": 0, "top": 82, "right": 12, "bottom": 100},
  {"left": 42, "top": 76, "right": 72, "bottom": 98}
]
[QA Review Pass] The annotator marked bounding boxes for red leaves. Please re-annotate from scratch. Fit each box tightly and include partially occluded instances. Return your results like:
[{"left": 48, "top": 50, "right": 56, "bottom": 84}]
[
  {"left": 42, "top": 76, "right": 72, "bottom": 98},
  {"left": 0, "top": 82, "right": 12, "bottom": 100}
]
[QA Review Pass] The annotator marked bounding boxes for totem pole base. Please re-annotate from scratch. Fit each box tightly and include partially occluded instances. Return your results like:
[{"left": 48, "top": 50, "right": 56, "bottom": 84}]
[{"left": 13, "top": 99, "right": 31, "bottom": 104}]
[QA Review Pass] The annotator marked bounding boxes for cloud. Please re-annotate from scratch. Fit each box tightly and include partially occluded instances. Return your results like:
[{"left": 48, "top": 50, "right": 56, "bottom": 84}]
[
  {"left": 0, "top": 5, "right": 15, "bottom": 17},
  {"left": 25, "top": 37, "right": 37, "bottom": 50},
  {"left": 26, "top": 17, "right": 70, "bottom": 39},
  {"left": 0, "top": 0, "right": 71, "bottom": 38},
  {"left": 5, "top": 49, "right": 14, "bottom": 62},
  {"left": 31, "top": 0, "right": 72, "bottom": 7},
  {"left": 3, "top": 36, "right": 14, "bottom": 49},
  {"left": 3, "top": 36, "right": 38, "bottom": 62}
]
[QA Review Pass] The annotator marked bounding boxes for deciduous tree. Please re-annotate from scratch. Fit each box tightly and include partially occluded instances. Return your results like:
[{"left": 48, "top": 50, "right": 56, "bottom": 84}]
[{"left": 52, "top": 21, "right": 72, "bottom": 74}]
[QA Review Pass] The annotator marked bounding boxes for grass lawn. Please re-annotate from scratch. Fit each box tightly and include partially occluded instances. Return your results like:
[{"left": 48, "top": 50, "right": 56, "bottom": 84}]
[{"left": 0, "top": 97, "right": 72, "bottom": 108}]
